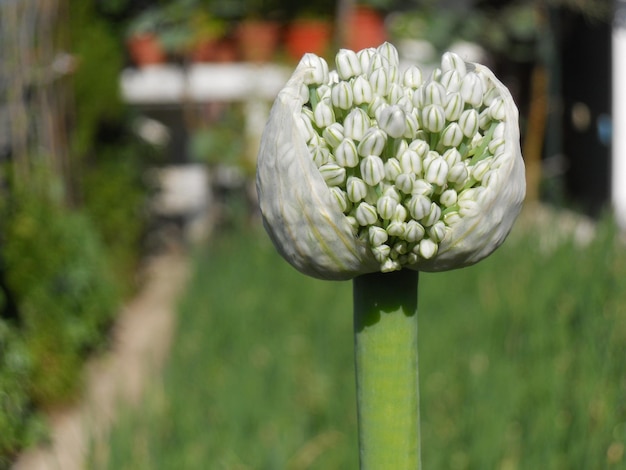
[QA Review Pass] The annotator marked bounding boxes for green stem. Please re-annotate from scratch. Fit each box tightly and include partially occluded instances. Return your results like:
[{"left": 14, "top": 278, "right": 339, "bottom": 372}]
[{"left": 353, "top": 270, "right": 421, "bottom": 470}]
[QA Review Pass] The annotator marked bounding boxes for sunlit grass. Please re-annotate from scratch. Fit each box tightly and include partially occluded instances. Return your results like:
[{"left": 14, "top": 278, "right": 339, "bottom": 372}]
[{"left": 95, "top": 213, "right": 626, "bottom": 469}]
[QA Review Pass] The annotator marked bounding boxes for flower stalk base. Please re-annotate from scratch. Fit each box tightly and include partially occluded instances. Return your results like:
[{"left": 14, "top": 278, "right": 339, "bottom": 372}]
[{"left": 353, "top": 270, "right": 421, "bottom": 469}]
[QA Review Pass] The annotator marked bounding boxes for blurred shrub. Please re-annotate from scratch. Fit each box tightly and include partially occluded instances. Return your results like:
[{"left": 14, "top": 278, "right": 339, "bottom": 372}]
[
  {"left": 82, "top": 142, "right": 152, "bottom": 297},
  {"left": 70, "top": 0, "right": 126, "bottom": 156},
  {"left": 0, "top": 317, "right": 42, "bottom": 468},
  {"left": 0, "top": 169, "right": 120, "bottom": 407}
]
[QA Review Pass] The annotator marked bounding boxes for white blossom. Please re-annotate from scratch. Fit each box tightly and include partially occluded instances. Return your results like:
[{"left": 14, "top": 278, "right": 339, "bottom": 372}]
[{"left": 256, "top": 44, "right": 525, "bottom": 279}]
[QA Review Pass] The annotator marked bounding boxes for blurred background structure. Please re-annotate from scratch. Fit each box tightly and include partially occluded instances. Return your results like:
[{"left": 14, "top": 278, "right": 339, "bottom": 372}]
[{"left": 0, "top": 0, "right": 622, "bottom": 468}]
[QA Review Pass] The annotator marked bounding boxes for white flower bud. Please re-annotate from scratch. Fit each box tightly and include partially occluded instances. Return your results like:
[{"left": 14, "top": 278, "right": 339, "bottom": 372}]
[
  {"left": 322, "top": 122, "right": 344, "bottom": 148},
  {"left": 367, "top": 95, "right": 387, "bottom": 119},
  {"left": 392, "top": 204, "right": 408, "bottom": 223},
  {"left": 357, "top": 47, "right": 376, "bottom": 72},
  {"left": 319, "top": 163, "right": 346, "bottom": 186},
  {"left": 472, "top": 158, "right": 492, "bottom": 181},
  {"left": 346, "top": 176, "right": 368, "bottom": 202},
  {"left": 345, "top": 215, "right": 359, "bottom": 233},
  {"left": 335, "top": 138, "right": 360, "bottom": 168},
  {"left": 310, "top": 145, "right": 331, "bottom": 167},
  {"left": 418, "top": 238, "right": 438, "bottom": 259},
  {"left": 386, "top": 221, "right": 406, "bottom": 237},
  {"left": 352, "top": 75, "right": 374, "bottom": 105},
  {"left": 482, "top": 169, "right": 499, "bottom": 188},
  {"left": 315, "top": 84, "right": 331, "bottom": 102},
  {"left": 298, "top": 112, "right": 316, "bottom": 142},
  {"left": 343, "top": 107, "right": 370, "bottom": 141},
  {"left": 411, "top": 179, "right": 433, "bottom": 196},
  {"left": 441, "top": 51, "right": 467, "bottom": 76},
  {"left": 444, "top": 92, "right": 464, "bottom": 122},
  {"left": 392, "top": 240, "right": 408, "bottom": 255},
  {"left": 404, "top": 111, "right": 420, "bottom": 138},
  {"left": 376, "top": 195, "right": 398, "bottom": 220},
  {"left": 458, "top": 197, "right": 480, "bottom": 218},
  {"left": 300, "top": 53, "right": 329, "bottom": 85},
  {"left": 440, "top": 122, "right": 464, "bottom": 147},
  {"left": 440, "top": 69, "right": 461, "bottom": 92},
  {"left": 329, "top": 186, "right": 350, "bottom": 212},
  {"left": 421, "top": 104, "right": 446, "bottom": 133},
  {"left": 395, "top": 173, "right": 415, "bottom": 194},
  {"left": 307, "top": 132, "right": 325, "bottom": 148},
  {"left": 447, "top": 162, "right": 469, "bottom": 185},
  {"left": 383, "top": 185, "right": 401, "bottom": 202},
  {"left": 440, "top": 188, "right": 458, "bottom": 207},
  {"left": 381, "top": 258, "right": 401, "bottom": 273},
  {"left": 368, "top": 226, "right": 389, "bottom": 247},
  {"left": 384, "top": 157, "right": 402, "bottom": 181},
  {"left": 378, "top": 105, "right": 407, "bottom": 138},
  {"left": 331, "top": 81, "right": 354, "bottom": 110},
  {"left": 443, "top": 211, "right": 461, "bottom": 226},
  {"left": 313, "top": 100, "right": 335, "bottom": 128},
  {"left": 335, "top": 48, "right": 362, "bottom": 80},
  {"left": 483, "top": 85, "right": 500, "bottom": 106},
  {"left": 460, "top": 71, "right": 484, "bottom": 107},
  {"left": 420, "top": 81, "right": 447, "bottom": 107},
  {"left": 377, "top": 42, "right": 400, "bottom": 67},
  {"left": 427, "top": 220, "right": 447, "bottom": 242},
  {"left": 479, "top": 108, "right": 493, "bottom": 130},
  {"left": 360, "top": 155, "right": 385, "bottom": 186},
  {"left": 489, "top": 97, "right": 506, "bottom": 121},
  {"left": 404, "top": 220, "right": 425, "bottom": 242},
  {"left": 403, "top": 65, "right": 423, "bottom": 88},
  {"left": 356, "top": 202, "right": 378, "bottom": 225},
  {"left": 422, "top": 150, "right": 438, "bottom": 168},
  {"left": 408, "top": 139, "right": 429, "bottom": 157},
  {"left": 442, "top": 148, "right": 462, "bottom": 167},
  {"left": 371, "top": 244, "right": 391, "bottom": 263},
  {"left": 369, "top": 67, "right": 391, "bottom": 96},
  {"left": 488, "top": 138, "right": 505, "bottom": 155},
  {"left": 424, "top": 156, "right": 449, "bottom": 186},
  {"left": 458, "top": 108, "right": 480, "bottom": 138},
  {"left": 388, "top": 83, "right": 405, "bottom": 105},
  {"left": 357, "top": 128, "right": 387, "bottom": 157},
  {"left": 408, "top": 194, "right": 431, "bottom": 220},
  {"left": 366, "top": 51, "right": 387, "bottom": 74},
  {"left": 429, "top": 67, "right": 442, "bottom": 83},
  {"left": 395, "top": 94, "right": 414, "bottom": 112},
  {"left": 399, "top": 149, "right": 422, "bottom": 175},
  {"left": 423, "top": 202, "right": 442, "bottom": 226}
]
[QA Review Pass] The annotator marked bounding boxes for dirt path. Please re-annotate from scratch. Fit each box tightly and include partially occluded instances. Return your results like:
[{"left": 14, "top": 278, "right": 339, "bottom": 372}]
[{"left": 11, "top": 250, "right": 190, "bottom": 470}]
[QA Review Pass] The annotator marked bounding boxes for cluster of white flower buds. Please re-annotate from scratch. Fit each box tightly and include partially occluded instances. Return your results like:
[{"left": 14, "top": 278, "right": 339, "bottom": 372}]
[{"left": 294, "top": 42, "right": 513, "bottom": 273}]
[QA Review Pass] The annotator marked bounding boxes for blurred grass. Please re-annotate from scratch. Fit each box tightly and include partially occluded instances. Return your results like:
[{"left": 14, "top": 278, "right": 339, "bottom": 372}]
[{"left": 95, "top": 212, "right": 626, "bottom": 470}]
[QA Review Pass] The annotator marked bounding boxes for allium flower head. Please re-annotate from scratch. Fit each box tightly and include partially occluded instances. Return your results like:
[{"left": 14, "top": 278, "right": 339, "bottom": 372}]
[{"left": 257, "top": 43, "right": 525, "bottom": 280}]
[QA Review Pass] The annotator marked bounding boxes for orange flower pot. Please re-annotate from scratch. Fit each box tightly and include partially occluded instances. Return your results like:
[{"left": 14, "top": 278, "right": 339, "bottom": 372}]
[{"left": 285, "top": 18, "right": 333, "bottom": 62}]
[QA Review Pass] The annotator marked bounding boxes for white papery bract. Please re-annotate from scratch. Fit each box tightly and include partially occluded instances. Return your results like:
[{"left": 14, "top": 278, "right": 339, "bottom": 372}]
[{"left": 257, "top": 42, "right": 525, "bottom": 280}]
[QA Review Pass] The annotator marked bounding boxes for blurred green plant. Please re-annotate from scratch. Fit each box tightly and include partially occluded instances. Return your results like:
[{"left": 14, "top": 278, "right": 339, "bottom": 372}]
[
  {"left": 0, "top": 318, "right": 45, "bottom": 468},
  {"left": 0, "top": 0, "right": 156, "bottom": 465},
  {"left": 82, "top": 142, "right": 152, "bottom": 297},
  {"left": 189, "top": 107, "right": 245, "bottom": 167},
  {"left": 0, "top": 167, "right": 120, "bottom": 407},
  {"left": 70, "top": 0, "right": 126, "bottom": 156}
]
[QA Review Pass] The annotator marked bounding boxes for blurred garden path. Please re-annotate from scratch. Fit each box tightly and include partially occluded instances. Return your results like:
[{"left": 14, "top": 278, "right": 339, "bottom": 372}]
[{"left": 11, "top": 250, "right": 190, "bottom": 470}]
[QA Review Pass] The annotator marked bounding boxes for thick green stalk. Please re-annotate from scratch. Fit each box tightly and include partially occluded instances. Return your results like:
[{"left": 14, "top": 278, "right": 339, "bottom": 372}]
[{"left": 353, "top": 270, "right": 421, "bottom": 470}]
